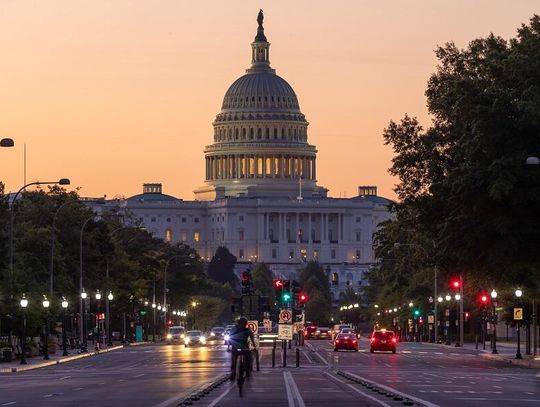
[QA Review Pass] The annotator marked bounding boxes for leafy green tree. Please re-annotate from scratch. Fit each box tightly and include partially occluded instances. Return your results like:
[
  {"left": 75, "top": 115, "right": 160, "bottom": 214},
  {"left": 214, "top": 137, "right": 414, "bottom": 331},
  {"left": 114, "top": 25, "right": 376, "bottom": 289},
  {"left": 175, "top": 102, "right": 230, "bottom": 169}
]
[
  {"left": 299, "top": 261, "right": 331, "bottom": 323},
  {"left": 251, "top": 262, "right": 274, "bottom": 298},
  {"left": 207, "top": 246, "right": 237, "bottom": 286}
]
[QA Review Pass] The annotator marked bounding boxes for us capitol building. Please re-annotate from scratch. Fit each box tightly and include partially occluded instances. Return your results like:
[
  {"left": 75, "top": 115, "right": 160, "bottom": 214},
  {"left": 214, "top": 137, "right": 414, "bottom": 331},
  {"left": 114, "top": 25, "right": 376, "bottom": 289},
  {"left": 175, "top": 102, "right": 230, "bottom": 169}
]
[{"left": 89, "top": 11, "right": 392, "bottom": 302}]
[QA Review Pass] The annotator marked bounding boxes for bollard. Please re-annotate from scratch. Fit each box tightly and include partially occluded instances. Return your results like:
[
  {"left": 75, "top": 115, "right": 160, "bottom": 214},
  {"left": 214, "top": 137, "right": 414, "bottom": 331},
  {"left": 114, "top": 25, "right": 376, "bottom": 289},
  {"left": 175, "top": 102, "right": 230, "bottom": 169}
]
[
  {"left": 288, "top": 339, "right": 292, "bottom": 350},
  {"left": 272, "top": 347, "right": 275, "bottom": 368},
  {"left": 283, "top": 340, "right": 287, "bottom": 367},
  {"left": 295, "top": 347, "right": 300, "bottom": 367},
  {"left": 255, "top": 349, "right": 260, "bottom": 371},
  {"left": 475, "top": 334, "right": 478, "bottom": 350}
]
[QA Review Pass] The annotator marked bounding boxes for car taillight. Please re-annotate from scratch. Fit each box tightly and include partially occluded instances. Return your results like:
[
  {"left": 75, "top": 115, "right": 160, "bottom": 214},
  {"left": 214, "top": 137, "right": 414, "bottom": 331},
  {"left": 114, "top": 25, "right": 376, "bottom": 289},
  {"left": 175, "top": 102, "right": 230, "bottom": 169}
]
[
  {"left": 370, "top": 337, "right": 376, "bottom": 342},
  {"left": 391, "top": 338, "right": 397, "bottom": 343},
  {"left": 335, "top": 340, "right": 340, "bottom": 343},
  {"left": 352, "top": 340, "right": 357, "bottom": 344}
]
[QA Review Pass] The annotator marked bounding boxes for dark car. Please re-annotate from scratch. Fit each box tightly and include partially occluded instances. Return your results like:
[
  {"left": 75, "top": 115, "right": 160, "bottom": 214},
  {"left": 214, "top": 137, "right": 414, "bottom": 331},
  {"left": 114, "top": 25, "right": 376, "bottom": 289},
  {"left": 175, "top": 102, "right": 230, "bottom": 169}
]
[
  {"left": 370, "top": 330, "right": 397, "bottom": 353},
  {"left": 334, "top": 333, "right": 359, "bottom": 352},
  {"left": 166, "top": 326, "right": 185, "bottom": 344},
  {"left": 184, "top": 330, "right": 206, "bottom": 347},
  {"left": 208, "top": 326, "right": 225, "bottom": 342},
  {"left": 304, "top": 325, "right": 318, "bottom": 339},
  {"left": 314, "top": 327, "right": 330, "bottom": 340}
]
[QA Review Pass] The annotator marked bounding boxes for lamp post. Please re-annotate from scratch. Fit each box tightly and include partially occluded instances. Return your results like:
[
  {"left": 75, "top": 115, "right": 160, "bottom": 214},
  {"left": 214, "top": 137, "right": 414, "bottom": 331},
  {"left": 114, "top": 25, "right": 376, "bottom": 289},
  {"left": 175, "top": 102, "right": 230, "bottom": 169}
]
[
  {"left": 42, "top": 296, "right": 50, "bottom": 360},
  {"left": 79, "top": 215, "right": 98, "bottom": 351},
  {"left": 61, "top": 298, "right": 69, "bottom": 356},
  {"left": 20, "top": 294, "right": 28, "bottom": 365},
  {"left": 515, "top": 288, "right": 523, "bottom": 359},
  {"left": 81, "top": 289, "right": 88, "bottom": 352},
  {"left": 7, "top": 179, "right": 70, "bottom": 346},
  {"left": 107, "top": 291, "right": 113, "bottom": 346},
  {"left": 152, "top": 302, "right": 157, "bottom": 342},
  {"left": 491, "top": 289, "right": 498, "bottom": 354},
  {"left": 95, "top": 291, "right": 102, "bottom": 350},
  {"left": 445, "top": 294, "right": 451, "bottom": 345},
  {"left": 454, "top": 293, "right": 461, "bottom": 347}
]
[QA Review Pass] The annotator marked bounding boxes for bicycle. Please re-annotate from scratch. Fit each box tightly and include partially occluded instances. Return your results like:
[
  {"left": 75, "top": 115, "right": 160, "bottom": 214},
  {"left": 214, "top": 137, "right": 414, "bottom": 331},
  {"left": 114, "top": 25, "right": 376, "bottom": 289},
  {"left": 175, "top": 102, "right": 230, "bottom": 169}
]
[{"left": 234, "top": 349, "right": 252, "bottom": 396}]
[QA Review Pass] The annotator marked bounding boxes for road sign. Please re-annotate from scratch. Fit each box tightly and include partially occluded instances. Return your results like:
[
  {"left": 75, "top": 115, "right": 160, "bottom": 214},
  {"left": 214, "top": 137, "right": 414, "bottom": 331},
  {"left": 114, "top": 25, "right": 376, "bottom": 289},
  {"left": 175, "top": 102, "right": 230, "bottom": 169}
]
[
  {"left": 514, "top": 308, "right": 523, "bottom": 320},
  {"left": 263, "top": 318, "right": 272, "bottom": 332},
  {"left": 279, "top": 309, "right": 292, "bottom": 323},
  {"left": 278, "top": 324, "right": 293, "bottom": 340},
  {"left": 294, "top": 322, "right": 305, "bottom": 332},
  {"left": 427, "top": 315, "right": 435, "bottom": 324},
  {"left": 247, "top": 320, "right": 258, "bottom": 334}
]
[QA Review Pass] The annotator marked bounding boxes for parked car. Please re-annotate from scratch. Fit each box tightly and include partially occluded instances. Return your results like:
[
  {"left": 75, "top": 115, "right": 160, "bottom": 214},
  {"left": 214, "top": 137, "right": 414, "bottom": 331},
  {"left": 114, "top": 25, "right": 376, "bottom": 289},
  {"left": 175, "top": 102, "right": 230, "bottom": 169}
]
[{"left": 166, "top": 326, "right": 185, "bottom": 345}]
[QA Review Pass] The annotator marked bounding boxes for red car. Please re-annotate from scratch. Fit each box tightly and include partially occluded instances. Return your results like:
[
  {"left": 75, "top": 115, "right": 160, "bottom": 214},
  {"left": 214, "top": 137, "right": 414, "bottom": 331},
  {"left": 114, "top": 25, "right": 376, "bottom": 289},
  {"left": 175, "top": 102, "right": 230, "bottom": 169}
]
[
  {"left": 334, "top": 333, "right": 359, "bottom": 352},
  {"left": 304, "top": 325, "right": 318, "bottom": 339},
  {"left": 369, "top": 330, "right": 397, "bottom": 353}
]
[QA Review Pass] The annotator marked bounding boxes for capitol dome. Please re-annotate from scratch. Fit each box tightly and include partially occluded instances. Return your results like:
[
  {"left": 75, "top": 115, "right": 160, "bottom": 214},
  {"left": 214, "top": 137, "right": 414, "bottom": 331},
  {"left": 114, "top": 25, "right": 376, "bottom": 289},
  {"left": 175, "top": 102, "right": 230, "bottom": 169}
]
[{"left": 194, "top": 10, "right": 327, "bottom": 200}]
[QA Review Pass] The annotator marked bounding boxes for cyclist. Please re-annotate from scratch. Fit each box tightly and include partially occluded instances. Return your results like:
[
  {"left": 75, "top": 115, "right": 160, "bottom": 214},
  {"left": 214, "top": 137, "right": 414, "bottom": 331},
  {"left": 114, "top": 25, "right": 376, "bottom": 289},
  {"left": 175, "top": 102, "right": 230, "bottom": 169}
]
[{"left": 229, "top": 317, "right": 256, "bottom": 380}]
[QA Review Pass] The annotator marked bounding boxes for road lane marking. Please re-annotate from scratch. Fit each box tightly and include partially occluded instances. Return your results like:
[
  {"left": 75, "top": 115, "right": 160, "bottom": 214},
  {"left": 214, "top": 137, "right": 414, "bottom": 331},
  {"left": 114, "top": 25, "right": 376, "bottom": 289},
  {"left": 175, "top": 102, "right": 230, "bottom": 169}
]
[
  {"left": 2, "top": 402, "right": 16, "bottom": 406},
  {"left": 59, "top": 375, "right": 71, "bottom": 380},
  {"left": 133, "top": 373, "right": 145, "bottom": 378},
  {"left": 341, "top": 371, "right": 440, "bottom": 407},
  {"left": 153, "top": 374, "right": 228, "bottom": 407},
  {"left": 283, "top": 371, "right": 306, "bottom": 407},
  {"left": 207, "top": 382, "right": 234, "bottom": 407}
]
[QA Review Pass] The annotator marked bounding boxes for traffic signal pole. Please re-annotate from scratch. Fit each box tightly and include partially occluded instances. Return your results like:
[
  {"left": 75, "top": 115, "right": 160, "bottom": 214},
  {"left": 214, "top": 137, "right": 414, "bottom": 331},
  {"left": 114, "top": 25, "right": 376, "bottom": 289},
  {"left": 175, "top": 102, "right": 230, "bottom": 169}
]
[
  {"left": 458, "top": 273, "right": 464, "bottom": 347},
  {"left": 434, "top": 266, "right": 438, "bottom": 343}
]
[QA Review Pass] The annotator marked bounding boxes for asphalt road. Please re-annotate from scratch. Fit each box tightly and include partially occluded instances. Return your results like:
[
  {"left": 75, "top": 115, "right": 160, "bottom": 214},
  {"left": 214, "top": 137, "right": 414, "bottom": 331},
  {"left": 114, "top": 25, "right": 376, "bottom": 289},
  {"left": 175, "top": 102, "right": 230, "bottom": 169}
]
[{"left": 0, "top": 340, "right": 539, "bottom": 406}]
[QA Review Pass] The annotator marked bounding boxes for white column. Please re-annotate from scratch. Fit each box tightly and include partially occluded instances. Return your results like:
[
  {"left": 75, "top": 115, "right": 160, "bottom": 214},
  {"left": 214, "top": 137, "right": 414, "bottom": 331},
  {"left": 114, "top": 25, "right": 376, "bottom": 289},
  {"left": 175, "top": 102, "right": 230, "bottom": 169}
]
[
  {"left": 308, "top": 213, "right": 312, "bottom": 244},
  {"left": 338, "top": 214, "right": 342, "bottom": 242},
  {"left": 296, "top": 213, "right": 299, "bottom": 243},
  {"left": 262, "top": 155, "right": 266, "bottom": 178}
]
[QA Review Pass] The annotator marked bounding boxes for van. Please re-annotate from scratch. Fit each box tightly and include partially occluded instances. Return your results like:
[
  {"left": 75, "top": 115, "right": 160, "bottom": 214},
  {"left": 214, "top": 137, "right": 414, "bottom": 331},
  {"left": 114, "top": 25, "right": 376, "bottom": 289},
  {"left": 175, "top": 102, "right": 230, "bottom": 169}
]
[{"left": 166, "top": 326, "right": 185, "bottom": 344}]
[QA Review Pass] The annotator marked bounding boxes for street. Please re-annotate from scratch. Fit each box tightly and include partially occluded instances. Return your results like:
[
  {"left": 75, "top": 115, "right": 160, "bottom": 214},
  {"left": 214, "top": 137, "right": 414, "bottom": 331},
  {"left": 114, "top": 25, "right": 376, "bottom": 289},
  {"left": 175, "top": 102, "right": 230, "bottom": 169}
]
[{"left": 1, "top": 340, "right": 539, "bottom": 407}]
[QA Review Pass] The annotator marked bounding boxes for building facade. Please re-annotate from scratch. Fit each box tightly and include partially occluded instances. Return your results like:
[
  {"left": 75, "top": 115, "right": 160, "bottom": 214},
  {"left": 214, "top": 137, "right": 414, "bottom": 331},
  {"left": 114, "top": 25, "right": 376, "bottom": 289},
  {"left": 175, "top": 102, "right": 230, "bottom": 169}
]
[{"left": 88, "top": 12, "right": 392, "bottom": 302}]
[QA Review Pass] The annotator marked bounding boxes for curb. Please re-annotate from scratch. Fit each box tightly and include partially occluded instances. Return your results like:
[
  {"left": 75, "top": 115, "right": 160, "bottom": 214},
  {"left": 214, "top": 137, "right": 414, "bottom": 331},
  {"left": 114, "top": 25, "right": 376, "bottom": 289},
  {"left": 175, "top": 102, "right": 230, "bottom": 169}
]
[
  {"left": 0, "top": 345, "right": 125, "bottom": 373},
  {"left": 479, "top": 351, "right": 540, "bottom": 368}
]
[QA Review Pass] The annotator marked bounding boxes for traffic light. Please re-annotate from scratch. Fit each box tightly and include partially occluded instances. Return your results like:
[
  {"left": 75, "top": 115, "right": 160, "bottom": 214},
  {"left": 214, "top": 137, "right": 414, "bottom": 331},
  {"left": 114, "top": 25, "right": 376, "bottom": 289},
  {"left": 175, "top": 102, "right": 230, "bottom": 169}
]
[
  {"left": 450, "top": 278, "right": 461, "bottom": 291},
  {"left": 273, "top": 279, "right": 285, "bottom": 290},
  {"left": 291, "top": 280, "right": 301, "bottom": 304},
  {"left": 241, "top": 269, "right": 252, "bottom": 294},
  {"left": 298, "top": 292, "right": 308, "bottom": 306},
  {"left": 281, "top": 291, "right": 292, "bottom": 304},
  {"left": 413, "top": 309, "right": 421, "bottom": 318},
  {"left": 479, "top": 293, "right": 490, "bottom": 306}
]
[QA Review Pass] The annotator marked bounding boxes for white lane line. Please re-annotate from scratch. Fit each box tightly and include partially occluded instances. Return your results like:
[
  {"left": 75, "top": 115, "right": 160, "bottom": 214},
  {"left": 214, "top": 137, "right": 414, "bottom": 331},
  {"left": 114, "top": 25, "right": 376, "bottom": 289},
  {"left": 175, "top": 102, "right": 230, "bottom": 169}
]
[
  {"left": 43, "top": 394, "right": 53, "bottom": 398},
  {"left": 207, "top": 382, "right": 234, "bottom": 407},
  {"left": 342, "top": 371, "right": 440, "bottom": 407},
  {"left": 384, "top": 363, "right": 392, "bottom": 368},
  {"left": 74, "top": 387, "right": 84, "bottom": 391},
  {"left": 2, "top": 403, "right": 16, "bottom": 406},
  {"left": 58, "top": 375, "right": 71, "bottom": 381},
  {"left": 283, "top": 371, "right": 306, "bottom": 407},
  {"left": 133, "top": 373, "right": 145, "bottom": 378}
]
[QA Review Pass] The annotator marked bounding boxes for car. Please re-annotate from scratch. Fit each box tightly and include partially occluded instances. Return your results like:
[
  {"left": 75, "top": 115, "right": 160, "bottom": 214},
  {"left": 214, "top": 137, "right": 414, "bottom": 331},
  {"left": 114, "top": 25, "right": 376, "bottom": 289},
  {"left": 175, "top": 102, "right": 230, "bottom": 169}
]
[
  {"left": 332, "top": 324, "right": 352, "bottom": 340},
  {"left": 339, "top": 327, "right": 355, "bottom": 335},
  {"left": 184, "top": 330, "right": 206, "bottom": 347},
  {"left": 369, "top": 329, "right": 397, "bottom": 353},
  {"left": 313, "top": 327, "right": 330, "bottom": 340},
  {"left": 304, "top": 325, "right": 318, "bottom": 339},
  {"left": 166, "top": 326, "right": 185, "bottom": 344},
  {"left": 334, "top": 333, "right": 359, "bottom": 352},
  {"left": 208, "top": 326, "right": 225, "bottom": 342}
]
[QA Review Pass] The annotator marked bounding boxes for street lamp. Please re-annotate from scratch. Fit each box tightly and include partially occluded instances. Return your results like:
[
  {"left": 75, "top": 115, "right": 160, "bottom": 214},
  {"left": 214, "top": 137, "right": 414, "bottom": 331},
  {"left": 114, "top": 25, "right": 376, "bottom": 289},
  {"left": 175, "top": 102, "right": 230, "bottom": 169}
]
[
  {"left": 20, "top": 294, "right": 28, "bottom": 365},
  {"left": 1, "top": 137, "right": 15, "bottom": 147},
  {"left": 491, "top": 289, "right": 498, "bottom": 354},
  {"left": 444, "top": 294, "right": 451, "bottom": 345},
  {"left": 7, "top": 178, "right": 70, "bottom": 345},
  {"left": 42, "top": 296, "right": 50, "bottom": 360},
  {"left": 80, "top": 289, "right": 88, "bottom": 352},
  {"left": 515, "top": 288, "right": 523, "bottom": 359},
  {"left": 61, "top": 298, "right": 69, "bottom": 356},
  {"left": 95, "top": 291, "right": 102, "bottom": 350}
]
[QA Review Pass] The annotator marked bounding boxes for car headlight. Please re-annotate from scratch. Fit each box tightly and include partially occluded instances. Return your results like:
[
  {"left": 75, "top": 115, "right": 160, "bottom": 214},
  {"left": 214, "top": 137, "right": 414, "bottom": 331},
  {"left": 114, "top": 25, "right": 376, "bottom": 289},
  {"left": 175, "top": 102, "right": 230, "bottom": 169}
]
[
  {"left": 180, "top": 334, "right": 185, "bottom": 338},
  {"left": 224, "top": 334, "right": 230, "bottom": 341},
  {"left": 200, "top": 336, "right": 206, "bottom": 343},
  {"left": 184, "top": 337, "right": 190, "bottom": 344},
  {"left": 210, "top": 332, "right": 215, "bottom": 337},
  {"left": 166, "top": 334, "right": 172, "bottom": 339}
]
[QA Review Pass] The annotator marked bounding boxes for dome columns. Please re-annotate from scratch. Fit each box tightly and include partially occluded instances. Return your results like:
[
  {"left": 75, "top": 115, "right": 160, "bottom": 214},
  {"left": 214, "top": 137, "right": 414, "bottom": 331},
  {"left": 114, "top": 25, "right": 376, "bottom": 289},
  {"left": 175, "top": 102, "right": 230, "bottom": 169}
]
[{"left": 205, "top": 154, "right": 316, "bottom": 182}]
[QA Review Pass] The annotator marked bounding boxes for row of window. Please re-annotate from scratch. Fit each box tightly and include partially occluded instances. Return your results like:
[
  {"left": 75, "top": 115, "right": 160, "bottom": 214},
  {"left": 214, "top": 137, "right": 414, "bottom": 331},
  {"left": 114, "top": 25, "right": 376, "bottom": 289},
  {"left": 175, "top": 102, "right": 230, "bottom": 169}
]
[
  {"left": 214, "top": 126, "right": 307, "bottom": 143},
  {"left": 236, "top": 248, "right": 361, "bottom": 260},
  {"left": 147, "top": 216, "right": 200, "bottom": 223}
]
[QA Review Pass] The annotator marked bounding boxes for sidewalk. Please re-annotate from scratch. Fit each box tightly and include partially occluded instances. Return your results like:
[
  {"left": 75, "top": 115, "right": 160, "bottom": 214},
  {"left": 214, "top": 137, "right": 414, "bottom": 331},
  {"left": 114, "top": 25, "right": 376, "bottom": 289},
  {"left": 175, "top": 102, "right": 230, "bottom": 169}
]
[{"left": 0, "top": 341, "right": 150, "bottom": 373}]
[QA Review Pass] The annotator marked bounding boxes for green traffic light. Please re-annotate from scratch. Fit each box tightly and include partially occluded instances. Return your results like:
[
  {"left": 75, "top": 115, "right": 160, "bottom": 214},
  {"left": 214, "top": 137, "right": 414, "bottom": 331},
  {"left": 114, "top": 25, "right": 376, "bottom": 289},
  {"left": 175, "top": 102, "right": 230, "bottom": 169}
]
[
  {"left": 282, "top": 292, "right": 291, "bottom": 302},
  {"left": 413, "top": 309, "right": 420, "bottom": 316}
]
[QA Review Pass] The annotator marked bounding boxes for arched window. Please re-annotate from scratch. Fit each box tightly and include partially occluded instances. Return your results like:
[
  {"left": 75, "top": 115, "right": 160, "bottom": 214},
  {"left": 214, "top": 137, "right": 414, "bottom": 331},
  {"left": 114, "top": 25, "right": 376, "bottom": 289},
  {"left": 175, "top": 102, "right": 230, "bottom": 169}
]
[
  {"left": 165, "top": 228, "right": 172, "bottom": 242},
  {"left": 332, "top": 273, "right": 339, "bottom": 286}
]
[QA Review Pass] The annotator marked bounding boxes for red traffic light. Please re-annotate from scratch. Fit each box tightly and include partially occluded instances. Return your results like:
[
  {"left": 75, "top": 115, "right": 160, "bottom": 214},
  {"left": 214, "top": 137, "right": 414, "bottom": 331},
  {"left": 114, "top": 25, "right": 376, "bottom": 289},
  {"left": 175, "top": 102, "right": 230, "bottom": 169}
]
[
  {"left": 451, "top": 279, "right": 460, "bottom": 290},
  {"left": 299, "top": 293, "right": 308, "bottom": 303},
  {"left": 479, "top": 293, "right": 490, "bottom": 305},
  {"left": 273, "top": 279, "right": 284, "bottom": 289}
]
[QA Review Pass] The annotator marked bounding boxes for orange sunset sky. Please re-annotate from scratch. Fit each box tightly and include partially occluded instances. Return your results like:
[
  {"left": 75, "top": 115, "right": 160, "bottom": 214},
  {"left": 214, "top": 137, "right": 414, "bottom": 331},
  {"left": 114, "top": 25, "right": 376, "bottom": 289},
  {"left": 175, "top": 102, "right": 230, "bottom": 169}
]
[{"left": 1, "top": 1, "right": 538, "bottom": 200}]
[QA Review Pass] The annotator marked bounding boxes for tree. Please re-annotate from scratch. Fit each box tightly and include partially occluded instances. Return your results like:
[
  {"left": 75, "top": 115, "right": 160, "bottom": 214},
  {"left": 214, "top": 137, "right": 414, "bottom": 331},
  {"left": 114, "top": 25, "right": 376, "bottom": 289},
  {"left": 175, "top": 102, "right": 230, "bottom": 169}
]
[
  {"left": 380, "top": 14, "right": 540, "bottom": 301},
  {"left": 251, "top": 262, "right": 274, "bottom": 298},
  {"left": 299, "top": 261, "right": 331, "bottom": 323},
  {"left": 207, "top": 246, "right": 237, "bottom": 286}
]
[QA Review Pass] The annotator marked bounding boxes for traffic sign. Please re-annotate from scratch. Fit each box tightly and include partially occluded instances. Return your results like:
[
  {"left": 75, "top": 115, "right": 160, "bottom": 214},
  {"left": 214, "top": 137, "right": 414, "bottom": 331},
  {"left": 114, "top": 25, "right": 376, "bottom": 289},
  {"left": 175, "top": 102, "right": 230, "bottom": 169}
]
[
  {"left": 247, "top": 320, "right": 259, "bottom": 334},
  {"left": 263, "top": 318, "right": 272, "bottom": 332},
  {"left": 427, "top": 315, "right": 434, "bottom": 324},
  {"left": 279, "top": 309, "right": 292, "bottom": 323},
  {"left": 514, "top": 308, "right": 523, "bottom": 320},
  {"left": 278, "top": 324, "right": 293, "bottom": 340},
  {"left": 294, "top": 322, "right": 304, "bottom": 332}
]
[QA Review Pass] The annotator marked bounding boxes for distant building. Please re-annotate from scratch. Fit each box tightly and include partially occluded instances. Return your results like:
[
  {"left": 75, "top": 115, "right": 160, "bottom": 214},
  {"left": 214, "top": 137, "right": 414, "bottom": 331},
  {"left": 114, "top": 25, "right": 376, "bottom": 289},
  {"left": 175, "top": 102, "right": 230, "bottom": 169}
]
[{"left": 87, "top": 12, "right": 393, "bottom": 303}]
